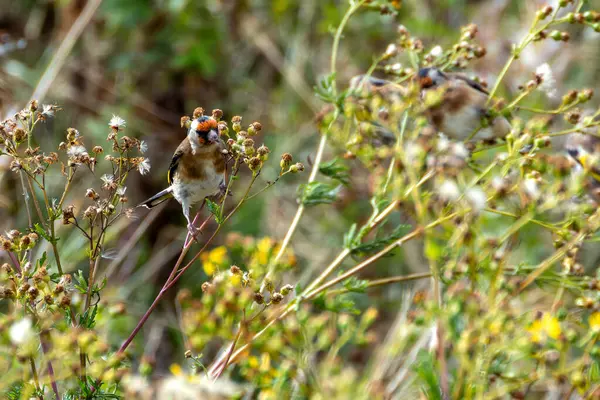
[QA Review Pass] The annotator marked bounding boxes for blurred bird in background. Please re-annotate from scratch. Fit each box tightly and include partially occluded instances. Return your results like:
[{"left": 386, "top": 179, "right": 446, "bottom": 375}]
[
  {"left": 417, "top": 67, "right": 511, "bottom": 141},
  {"left": 138, "top": 116, "right": 227, "bottom": 234},
  {"left": 566, "top": 132, "right": 600, "bottom": 203}
]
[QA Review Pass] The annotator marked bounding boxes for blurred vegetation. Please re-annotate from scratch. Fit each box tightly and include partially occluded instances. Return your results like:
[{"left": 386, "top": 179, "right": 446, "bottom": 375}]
[{"left": 2, "top": 0, "right": 600, "bottom": 399}]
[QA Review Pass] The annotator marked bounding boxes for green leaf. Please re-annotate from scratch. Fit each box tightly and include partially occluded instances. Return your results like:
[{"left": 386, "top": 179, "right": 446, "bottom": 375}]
[
  {"left": 206, "top": 199, "right": 223, "bottom": 224},
  {"left": 79, "top": 304, "right": 98, "bottom": 328},
  {"left": 298, "top": 181, "right": 341, "bottom": 206},
  {"left": 351, "top": 224, "right": 412, "bottom": 257},
  {"left": 413, "top": 351, "right": 442, "bottom": 400},
  {"left": 314, "top": 73, "right": 337, "bottom": 103},
  {"left": 312, "top": 293, "right": 359, "bottom": 314},
  {"left": 73, "top": 270, "right": 88, "bottom": 294},
  {"left": 342, "top": 276, "right": 368, "bottom": 293},
  {"left": 33, "top": 223, "right": 54, "bottom": 243},
  {"left": 319, "top": 158, "right": 350, "bottom": 185}
]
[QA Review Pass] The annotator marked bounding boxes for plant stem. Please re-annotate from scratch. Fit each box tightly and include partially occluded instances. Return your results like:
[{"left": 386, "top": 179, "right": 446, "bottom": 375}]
[{"left": 40, "top": 333, "right": 60, "bottom": 400}]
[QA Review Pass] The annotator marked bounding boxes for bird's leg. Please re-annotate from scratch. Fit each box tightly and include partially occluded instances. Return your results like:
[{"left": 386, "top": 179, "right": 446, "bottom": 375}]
[
  {"left": 219, "top": 180, "right": 231, "bottom": 198},
  {"left": 182, "top": 202, "right": 200, "bottom": 241}
]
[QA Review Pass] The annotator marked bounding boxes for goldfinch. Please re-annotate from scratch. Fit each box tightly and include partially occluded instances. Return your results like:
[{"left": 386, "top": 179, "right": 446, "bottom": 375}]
[
  {"left": 566, "top": 132, "right": 600, "bottom": 202},
  {"left": 138, "top": 116, "right": 227, "bottom": 233},
  {"left": 417, "top": 67, "right": 511, "bottom": 141}
]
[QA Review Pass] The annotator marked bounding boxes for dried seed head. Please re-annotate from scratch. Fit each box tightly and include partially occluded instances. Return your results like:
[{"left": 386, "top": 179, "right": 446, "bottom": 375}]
[
  {"left": 254, "top": 292, "right": 264, "bottom": 304},
  {"left": 271, "top": 292, "right": 284, "bottom": 304},
  {"left": 212, "top": 109, "right": 223, "bottom": 120},
  {"left": 180, "top": 116, "right": 191, "bottom": 129},
  {"left": 193, "top": 107, "right": 204, "bottom": 118}
]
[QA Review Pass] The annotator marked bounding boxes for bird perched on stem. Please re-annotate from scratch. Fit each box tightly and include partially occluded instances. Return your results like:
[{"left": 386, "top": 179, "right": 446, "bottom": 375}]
[
  {"left": 138, "top": 115, "right": 227, "bottom": 234},
  {"left": 417, "top": 67, "right": 511, "bottom": 141},
  {"left": 566, "top": 132, "right": 600, "bottom": 202}
]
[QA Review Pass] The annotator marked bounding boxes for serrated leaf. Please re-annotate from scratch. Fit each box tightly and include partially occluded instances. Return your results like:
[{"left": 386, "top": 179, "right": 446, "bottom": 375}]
[
  {"left": 33, "top": 223, "right": 54, "bottom": 243},
  {"left": 342, "top": 276, "right": 368, "bottom": 293},
  {"left": 351, "top": 224, "right": 412, "bottom": 257},
  {"left": 319, "top": 158, "right": 350, "bottom": 185},
  {"left": 205, "top": 199, "right": 223, "bottom": 224},
  {"left": 74, "top": 270, "right": 88, "bottom": 294},
  {"left": 298, "top": 181, "right": 341, "bottom": 206}
]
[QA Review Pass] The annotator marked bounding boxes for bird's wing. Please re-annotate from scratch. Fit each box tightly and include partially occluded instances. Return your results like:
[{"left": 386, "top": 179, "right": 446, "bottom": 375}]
[{"left": 167, "top": 147, "right": 184, "bottom": 185}]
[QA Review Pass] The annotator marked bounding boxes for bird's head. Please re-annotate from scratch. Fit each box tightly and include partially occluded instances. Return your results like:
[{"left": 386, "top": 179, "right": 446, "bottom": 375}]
[
  {"left": 190, "top": 116, "right": 219, "bottom": 145},
  {"left": 417, "top": 67, "right": 447, "bottom": 89}
]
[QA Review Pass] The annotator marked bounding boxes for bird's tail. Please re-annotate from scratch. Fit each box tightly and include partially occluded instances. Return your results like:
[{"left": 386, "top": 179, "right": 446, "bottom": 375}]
[{"left": 137, "top": 187, "right": 173, "bottom": 209}]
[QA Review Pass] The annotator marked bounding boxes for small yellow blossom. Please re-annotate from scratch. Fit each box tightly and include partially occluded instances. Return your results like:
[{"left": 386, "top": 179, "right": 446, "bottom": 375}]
[
  {"left": 229, "top": 273, "right": 241, "bottom": 286},
  {"left": 248, "top": 356, "right": 259, "bottom": 369},
  {"left": 201, "top": 246, "right": 228, "bottom": 276},
  {"left": 259, "top": 352, "right": 271, "bottom": 372},
  {"left": 256, "top": 237, "right": 273, "bottom": 264},
  {"left": 169, "top": 363, "right": 182, "bottom": 376},
  {"left": 528, "top": 313, "right": 561, "bottom": 343},
  {"left": 590, "top": 312, "right": 600, "bottom": 333}
]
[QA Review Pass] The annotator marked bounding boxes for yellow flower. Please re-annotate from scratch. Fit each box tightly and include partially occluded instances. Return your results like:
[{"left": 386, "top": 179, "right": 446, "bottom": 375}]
[
  {"left": 209, "top": 246, "right": 227, "bottom": 264},
  {"left": 248, "top": 356, "right": 259, "bottom": 369},
  {"left": 169, "top": 363, "right": 183, "bottom": 376},
  {"left": 590, "top": 312, "right": 600, "bottom": 333},
  {"left": 257, "top": 237, "right": 273, "bottom": 253},
  {"left": 202, "top": 246, "right": 228, "bottom": 276},
  {"left": 229, "top": 273, "right": 241, "bottom": 286},
  {"left": 527, "top": 313, "right": 561, "bottom": 343},
  {"left": 203, "top": 261, "right": 216, "bottom": 276}
]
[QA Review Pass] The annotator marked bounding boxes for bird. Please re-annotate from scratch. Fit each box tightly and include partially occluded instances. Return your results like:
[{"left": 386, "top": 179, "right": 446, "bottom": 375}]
[
  {"left": 417, "top": 67, "right": 511, "bottom": 141},
  {"left": 138, "top": 115, "right": 227, "bottom": 234},
  {"left": 565, "top": 132, "right": 600, "bottom": 202}
]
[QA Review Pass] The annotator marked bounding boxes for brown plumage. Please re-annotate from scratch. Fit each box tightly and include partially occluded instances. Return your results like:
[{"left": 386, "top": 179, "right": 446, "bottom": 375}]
[
  {"left": 418, "top": 67, "right": 511, "bottom": 141},
  {"left": 138, "top": 116, "right": 227, "bottom": 233}
]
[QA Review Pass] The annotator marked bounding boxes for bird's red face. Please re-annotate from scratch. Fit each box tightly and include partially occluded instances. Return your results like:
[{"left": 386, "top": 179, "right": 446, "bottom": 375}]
[{"left": 191, "top": 117, "right": 219, "bottom": 144}]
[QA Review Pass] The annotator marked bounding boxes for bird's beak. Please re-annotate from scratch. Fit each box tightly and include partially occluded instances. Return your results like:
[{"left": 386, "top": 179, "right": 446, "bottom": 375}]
[{"left": 207, "top": 130, "right": 219, "bottom": 143}]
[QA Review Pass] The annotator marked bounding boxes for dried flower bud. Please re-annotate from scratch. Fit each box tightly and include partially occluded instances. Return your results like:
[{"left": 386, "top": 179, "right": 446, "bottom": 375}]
[
  {"left": 257, "top": 145, "right": 270, "bottom": 161},
  {"left": 193, "top": 107, "right": 204, "bottom": 118},
  {"left": 248, "top": 156, "right": 262, "bottom": 172},
  {"left": 212, "top": 109, "right": 223, "bottom": 120},
  {"left": 63, "top": 205, "right": 75, "bottom": 225},
  {"left": 185, "top": 350, "right": 193, "bottom": 359},
  {"left": 92, "top": 146, "right": 103, "bottom": 154},
  {"left": 230, "top": 265, "right": 242, "bottom": 275},
  {"left": 280, "top": 284, "right": 293, "bottom": 296},
  {"left": 565, "top": 110, "right": 581, "bottom": 124},
  {"left": 271, "top": 292, "right": 284, "bottom": 304},
  {"left": 180, "top": 116, "right": 191, "bottom": 129},
  {"left": 219, "top": 122, "right": 229, "bottom": 137},
  {"left": 280, "top": 153, "right": 293, "bottom": 170},
  {"left": 289, "top": 162, "right": 304, "bottom": 173},
  {"left": 9, "top": 160, "right": 22, "bottom": 172},
  {"left": 578, "top": 89, "right": 593, "bottom": 102},
  {"left": 59, "top": 295, "right": 71, "bottom": 308},
  {"left": 254, "top": 292, "right": 264, "bottom": 304},
  {"left": 83, "top": 206, "right": 97, "bottom": 219},
  {"left": 66, "top": 128, "right": 78, "bottom": 142},
  {"left": 86, "top": 188, "right": 99, "bottom": 200},
  {"left": 201, "top": 282, "right": 212, "bottom": 292},
  {"left": 59, "top": 142, "right": 67, "bottom": 150},
  {"left": 29, "top": 100, "right": 38, "bottom": 112},
  {"left": 27, "top": 286, "right": 39, "bottom": 300},
  {"left": 13, "top": 128, "right": 26, "bottom": 142}
]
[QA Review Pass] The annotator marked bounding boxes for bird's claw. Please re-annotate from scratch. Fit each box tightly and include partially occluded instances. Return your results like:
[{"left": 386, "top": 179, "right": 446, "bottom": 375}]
[{"left": 187, "top": 223, "right": 202, "bottom": 239}]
